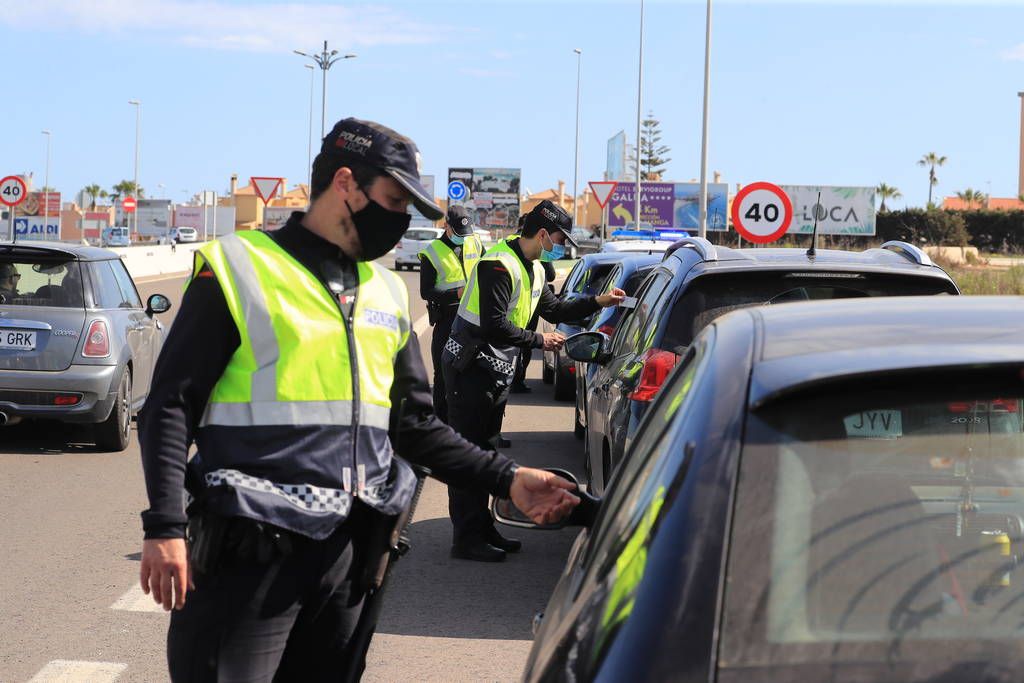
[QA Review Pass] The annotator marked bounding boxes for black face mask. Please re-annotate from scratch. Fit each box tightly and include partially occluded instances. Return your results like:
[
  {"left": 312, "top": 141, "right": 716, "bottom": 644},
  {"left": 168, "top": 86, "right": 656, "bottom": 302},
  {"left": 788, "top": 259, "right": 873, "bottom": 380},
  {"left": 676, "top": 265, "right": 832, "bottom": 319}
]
[{"left": 345, "top": 190, "right": 411, "bottom": 262}]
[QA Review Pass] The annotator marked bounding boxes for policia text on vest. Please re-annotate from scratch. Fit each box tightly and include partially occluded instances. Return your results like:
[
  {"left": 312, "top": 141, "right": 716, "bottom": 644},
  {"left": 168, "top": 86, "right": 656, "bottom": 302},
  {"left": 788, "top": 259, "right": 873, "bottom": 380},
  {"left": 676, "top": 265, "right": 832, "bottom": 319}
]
[
  {"left": 441, "top": 200, "right": 624, "bottom": 563},
  {"left": 138, "top": 118, "right": 581, "bottom": 682}
]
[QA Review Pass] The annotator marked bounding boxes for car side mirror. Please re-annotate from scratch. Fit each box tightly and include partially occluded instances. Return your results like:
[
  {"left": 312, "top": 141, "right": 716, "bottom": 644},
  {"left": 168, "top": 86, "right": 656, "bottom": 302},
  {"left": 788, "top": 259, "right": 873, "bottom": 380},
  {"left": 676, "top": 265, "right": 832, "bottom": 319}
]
[
  {"left": 564, "top": 331, "right": 612, "bottom": 365},
  {"left": 491, "top": 467, "right": 602, "bottom": 530},
  {"left": 147, "top": 293, "right": 172, "bottom": 316}
]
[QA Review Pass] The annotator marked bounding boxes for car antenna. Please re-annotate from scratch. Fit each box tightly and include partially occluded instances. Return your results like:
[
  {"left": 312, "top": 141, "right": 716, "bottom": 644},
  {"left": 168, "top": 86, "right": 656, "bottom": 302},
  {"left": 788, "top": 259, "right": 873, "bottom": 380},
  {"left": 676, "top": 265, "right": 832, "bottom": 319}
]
[{"left": 806, "top": 191, "right": 822, "bottom": 259}]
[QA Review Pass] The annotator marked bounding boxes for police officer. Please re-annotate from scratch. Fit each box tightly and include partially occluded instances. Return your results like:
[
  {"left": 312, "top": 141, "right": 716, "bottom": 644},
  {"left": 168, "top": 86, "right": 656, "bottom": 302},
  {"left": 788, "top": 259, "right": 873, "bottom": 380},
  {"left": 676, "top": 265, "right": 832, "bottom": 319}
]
[
  {"left": 138, "top": 118, "right": 581, "bottom": 682},
  {"left": 418, "top": 205, "right": 483, "bottom": 421},
  {"left": 442, "top": 200, "right": 625, "bottom": 562},
  {"left": 510, "top": 216, "right": 556, "bottom": 394}
]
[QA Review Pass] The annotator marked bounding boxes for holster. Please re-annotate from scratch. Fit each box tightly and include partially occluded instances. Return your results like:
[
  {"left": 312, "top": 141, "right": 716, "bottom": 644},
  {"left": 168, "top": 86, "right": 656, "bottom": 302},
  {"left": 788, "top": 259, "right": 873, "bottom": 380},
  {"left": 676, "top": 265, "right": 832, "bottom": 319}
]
[
  {"left": 187, "top": 513, "right": 295, "bottom": 576},
  {"left": 448, "top": 329, "right": 483, "bottom": 373},
  {"left": 427, "top": 302, "right": 440, "bottom": 326}
]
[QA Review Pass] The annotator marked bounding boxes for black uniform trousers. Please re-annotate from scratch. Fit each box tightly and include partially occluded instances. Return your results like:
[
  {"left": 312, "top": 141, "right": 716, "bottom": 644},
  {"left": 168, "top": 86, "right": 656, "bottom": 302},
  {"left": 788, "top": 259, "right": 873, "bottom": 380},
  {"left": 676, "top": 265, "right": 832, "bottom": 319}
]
[
  {"left": 429, "top": 305, "right": 458, "bottom": 423},
  {"left": 442, "top": 359, "right": 510, "bottom": 544},
  {"left": 167, "top": 505, "right": 374, "bottom": 683}
]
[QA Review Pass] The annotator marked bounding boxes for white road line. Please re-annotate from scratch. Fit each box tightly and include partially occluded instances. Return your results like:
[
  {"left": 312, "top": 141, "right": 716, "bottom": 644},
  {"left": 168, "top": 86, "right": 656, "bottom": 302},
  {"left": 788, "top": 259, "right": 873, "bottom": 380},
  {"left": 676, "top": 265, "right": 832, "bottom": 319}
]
[
  {"left": 413, "top": 313, "right": 429, "bottom": 337},
  {"left": 110, "top": 584, "right": 168, "bottom": 614},
  {"left": 28, "top": 660, "right": 127, "bottom": 682}
]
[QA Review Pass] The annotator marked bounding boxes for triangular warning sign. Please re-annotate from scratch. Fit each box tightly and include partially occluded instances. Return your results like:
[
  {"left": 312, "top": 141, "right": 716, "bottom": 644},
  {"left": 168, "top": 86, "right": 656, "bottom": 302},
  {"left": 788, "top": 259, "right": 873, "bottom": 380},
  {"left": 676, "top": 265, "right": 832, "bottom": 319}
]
[
  {"left": 251, "top": 177, "right": 283, "bottom": 204},
  {"left": 589, "top": 181, "right": 618, "bottom": 209}
]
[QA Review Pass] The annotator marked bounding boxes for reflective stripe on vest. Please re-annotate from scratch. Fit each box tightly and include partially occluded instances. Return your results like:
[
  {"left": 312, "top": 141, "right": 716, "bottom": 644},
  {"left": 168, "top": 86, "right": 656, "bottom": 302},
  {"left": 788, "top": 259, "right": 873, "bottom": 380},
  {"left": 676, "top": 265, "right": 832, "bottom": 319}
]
[
  {"left": 418, "top": 235, "right": 483, "bottom": 292},
  {"left": 456, "top": 237, "right": 543, "bottom": 329}
]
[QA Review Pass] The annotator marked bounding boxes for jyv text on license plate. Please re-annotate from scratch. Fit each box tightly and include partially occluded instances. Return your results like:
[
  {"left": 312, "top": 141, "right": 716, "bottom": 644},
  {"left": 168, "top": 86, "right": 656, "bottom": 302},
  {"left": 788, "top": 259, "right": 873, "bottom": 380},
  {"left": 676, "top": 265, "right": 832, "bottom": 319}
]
[{"left": 844, "top": 410, "right": 902, "bottom": 438}]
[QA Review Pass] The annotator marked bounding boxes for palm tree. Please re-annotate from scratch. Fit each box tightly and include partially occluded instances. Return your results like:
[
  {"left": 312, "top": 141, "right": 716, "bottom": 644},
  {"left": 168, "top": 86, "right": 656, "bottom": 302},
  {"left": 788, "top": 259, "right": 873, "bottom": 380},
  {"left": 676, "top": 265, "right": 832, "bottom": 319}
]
[
  {"left": 82, "top": 183, "right": 106, "bottom": 210},
  {"left": 956, "top": 188, "right": 987, "bottom": 210},
  {"left": 111, "top": 180, "right": 144, "bottom": 202},
  {"left": 917, "top": 153, "right": 947, "bottom": 208},
  {"left": 876, "top": 183, "right": 902, "bottom": 212}
]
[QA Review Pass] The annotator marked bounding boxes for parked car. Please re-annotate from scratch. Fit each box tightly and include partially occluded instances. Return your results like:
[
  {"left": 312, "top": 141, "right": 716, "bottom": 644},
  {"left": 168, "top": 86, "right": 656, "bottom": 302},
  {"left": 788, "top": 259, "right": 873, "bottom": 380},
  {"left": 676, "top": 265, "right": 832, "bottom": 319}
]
[
  {"left": 0, "top": 242, "right": 172, "bottom": 451},
  {"left": 570, "top": 239, "right": 960, "bottom": 494},
  {"left": 600, "top": 238, "right": 675, "bottom": 255},
  {"left": 101, "top": 226, "right": 131, "bottom": 247},
  {"left": 502, "top": 295, "right": 1024, "bottom": 683},
  {"left": 393, "top": 227, "right": 444, "bottom": 271},
  {"left": 571, "top": 253, "right": 661, "bottom": 438},
  {"left": 541, "top": 253, "right": 628, "bottom": 400},
  {"left": 173, "top": 226, "right": 198, "bottom": 243}
]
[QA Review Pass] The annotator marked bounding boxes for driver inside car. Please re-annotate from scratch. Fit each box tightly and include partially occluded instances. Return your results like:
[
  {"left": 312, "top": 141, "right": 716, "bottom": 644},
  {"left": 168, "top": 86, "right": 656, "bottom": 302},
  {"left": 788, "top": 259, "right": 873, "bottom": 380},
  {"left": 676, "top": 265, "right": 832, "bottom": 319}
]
[{"left": 0, "top": 263, "right": 21, "bottom": 303}]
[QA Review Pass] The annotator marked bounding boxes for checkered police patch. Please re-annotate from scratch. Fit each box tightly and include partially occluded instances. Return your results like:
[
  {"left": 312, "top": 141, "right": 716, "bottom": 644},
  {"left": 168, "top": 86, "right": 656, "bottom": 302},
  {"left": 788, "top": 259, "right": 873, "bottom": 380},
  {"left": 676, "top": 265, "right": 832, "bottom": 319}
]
[{"left": 206, "top": 469, "right": 352, "bottom": 515}]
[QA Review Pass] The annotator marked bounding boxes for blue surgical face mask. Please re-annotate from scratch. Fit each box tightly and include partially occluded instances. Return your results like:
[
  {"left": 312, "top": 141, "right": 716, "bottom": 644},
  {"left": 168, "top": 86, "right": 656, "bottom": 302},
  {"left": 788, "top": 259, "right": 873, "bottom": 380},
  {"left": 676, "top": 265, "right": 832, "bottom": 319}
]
[
  {"left": 539, "top": 231, "right": 565, "bottom": 262},
  {"left": 450, "top": 234, "right": 465, "bottom": 245}
]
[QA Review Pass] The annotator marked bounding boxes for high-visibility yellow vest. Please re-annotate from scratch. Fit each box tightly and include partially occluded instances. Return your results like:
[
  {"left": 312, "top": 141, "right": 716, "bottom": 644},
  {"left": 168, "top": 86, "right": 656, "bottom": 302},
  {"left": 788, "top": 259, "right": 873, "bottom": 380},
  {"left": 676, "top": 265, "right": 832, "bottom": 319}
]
[
  {"left": 418, "top": 235, "right": 483, "bottom": 292},
  {"left": 456, "top": 237, "right": 544, "bottom": 330},
  {"left": 189, "top": 230, "right": 417, "bottom": 539}
]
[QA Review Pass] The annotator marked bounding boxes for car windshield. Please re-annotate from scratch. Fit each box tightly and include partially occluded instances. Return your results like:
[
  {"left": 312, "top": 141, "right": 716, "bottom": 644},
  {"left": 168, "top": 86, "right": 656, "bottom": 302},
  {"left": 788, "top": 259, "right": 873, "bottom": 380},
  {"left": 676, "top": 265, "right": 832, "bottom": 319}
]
[
  {"left": 663, "top": 272, "right": 955, "bottom": 351},
  {"left": 720, "top": 378, "right": 1024, "bottom": 682},
  {"left": 0, "top": 256, "right": 85, "bottom": 308}
]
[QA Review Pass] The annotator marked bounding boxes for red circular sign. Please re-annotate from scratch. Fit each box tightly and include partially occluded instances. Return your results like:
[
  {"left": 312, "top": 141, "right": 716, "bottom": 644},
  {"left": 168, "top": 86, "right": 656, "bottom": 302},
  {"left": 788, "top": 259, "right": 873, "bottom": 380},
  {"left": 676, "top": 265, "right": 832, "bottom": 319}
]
[
  {"left": 0, "top": 176, "right": 28, "bottom": 207},
  {"left": 122, "top": 196, "right": 137, "bottom": 212},
  {"left": 730, "top": 181, "right": 793, "bottom": 244}
]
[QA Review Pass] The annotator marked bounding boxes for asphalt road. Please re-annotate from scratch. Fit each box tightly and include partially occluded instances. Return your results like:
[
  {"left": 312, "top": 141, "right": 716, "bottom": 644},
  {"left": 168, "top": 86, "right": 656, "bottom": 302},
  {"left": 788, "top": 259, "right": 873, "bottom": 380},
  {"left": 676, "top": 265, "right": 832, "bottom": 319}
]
[{"left": 0, "top": 262, "right": 584, "bottom": 682}]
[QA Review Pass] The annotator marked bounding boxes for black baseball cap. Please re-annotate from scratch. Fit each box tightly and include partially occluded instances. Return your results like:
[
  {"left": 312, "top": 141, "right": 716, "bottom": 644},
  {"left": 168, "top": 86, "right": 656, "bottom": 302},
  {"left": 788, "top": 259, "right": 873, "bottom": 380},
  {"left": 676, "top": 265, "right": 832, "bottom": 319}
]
[
  {"left": 524, "top": 200, "right": 577, "bottom": 248},
  {"left": 446, "top": 205, "right": 475, "bottom": 236},
  {"left": 322, "top": 117, "right": 443, "bottom": 221}
]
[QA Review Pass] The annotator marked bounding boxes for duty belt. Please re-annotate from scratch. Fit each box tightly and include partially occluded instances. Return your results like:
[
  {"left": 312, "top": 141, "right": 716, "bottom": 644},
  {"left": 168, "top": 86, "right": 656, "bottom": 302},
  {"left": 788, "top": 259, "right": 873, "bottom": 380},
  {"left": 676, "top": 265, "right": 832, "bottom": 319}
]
[{"left": 445, "top": 337, "right": 516, "bottom": 376}]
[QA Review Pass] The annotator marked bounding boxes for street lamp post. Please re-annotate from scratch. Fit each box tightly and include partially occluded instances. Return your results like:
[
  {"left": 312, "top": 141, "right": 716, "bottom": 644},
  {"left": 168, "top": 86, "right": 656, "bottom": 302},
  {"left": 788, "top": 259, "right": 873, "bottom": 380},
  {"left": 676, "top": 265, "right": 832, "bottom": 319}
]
[
  {"left": 304, "top": 64, "right": 315, "bottom": 198},
  {"left": 572, "top": 48, "right": 582, "bottom": 229},
  {"left": 294, "top": 42, "right": 357, "bottom": 140},
  {"left": 697, "top": 0, "right": 713, "bottom": 239},
  {"left": 41, "top": 130, "right": 51, "bottom": 235},
  {"left": 635, "top": 0, "right": 645, "bottom": 229},
  {"left": 128, "top": 100, "right": 141, "bottom": 239}
]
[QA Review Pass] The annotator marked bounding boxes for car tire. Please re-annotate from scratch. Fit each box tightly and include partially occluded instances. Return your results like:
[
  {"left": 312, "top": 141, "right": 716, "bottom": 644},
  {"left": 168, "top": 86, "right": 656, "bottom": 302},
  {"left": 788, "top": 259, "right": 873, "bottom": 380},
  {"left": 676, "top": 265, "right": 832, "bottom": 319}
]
[
  {"left": 542, "top": 359, "right": 554, "bottom": 384},
  {"left": 553, "top": 366, "right": 574, "bottom": 402},
  {"left": 95, "top": 369, "right": 132, "bottom": 453},
  {"left": 583, "top": 427, "right": 593, "bottom": 488}
]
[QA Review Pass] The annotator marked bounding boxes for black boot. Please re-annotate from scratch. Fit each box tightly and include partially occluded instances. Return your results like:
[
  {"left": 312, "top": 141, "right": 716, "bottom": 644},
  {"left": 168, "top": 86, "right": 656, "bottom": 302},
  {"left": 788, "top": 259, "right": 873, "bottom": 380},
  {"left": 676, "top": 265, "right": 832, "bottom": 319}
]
[
  {"left": 486, "top": 527, "right": 522, "bottom": 553},
  {"left": 451, "top": 539, "right": 507, "bottom": 563}
]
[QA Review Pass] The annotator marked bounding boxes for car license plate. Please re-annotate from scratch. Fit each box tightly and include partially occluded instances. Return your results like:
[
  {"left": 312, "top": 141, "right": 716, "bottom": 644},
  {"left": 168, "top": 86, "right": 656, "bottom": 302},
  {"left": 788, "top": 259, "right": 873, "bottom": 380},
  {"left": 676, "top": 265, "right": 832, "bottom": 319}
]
[
  {"left": 0, "top": 329, "right": 37, "bottom": 350},
  {"left": 844, "top": 410, "right": 902, "bottom": 439}
]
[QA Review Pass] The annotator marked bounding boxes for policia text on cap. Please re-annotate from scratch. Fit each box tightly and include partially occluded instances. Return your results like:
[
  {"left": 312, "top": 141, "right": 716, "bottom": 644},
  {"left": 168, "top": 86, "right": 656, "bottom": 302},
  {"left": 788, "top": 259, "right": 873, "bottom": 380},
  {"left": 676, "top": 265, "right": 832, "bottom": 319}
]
[
  {"left": 137, "top": 118, "right": 581, "bottom": 682},
  {"left": 442, "top": 200, "right": 625, "bottom": 563}
]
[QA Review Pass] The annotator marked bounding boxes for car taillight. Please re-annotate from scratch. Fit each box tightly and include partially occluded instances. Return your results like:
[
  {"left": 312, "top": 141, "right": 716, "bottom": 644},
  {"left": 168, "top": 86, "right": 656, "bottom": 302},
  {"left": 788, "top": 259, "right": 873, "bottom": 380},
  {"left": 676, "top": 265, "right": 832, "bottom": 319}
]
[
  {"left": 991, "top": 399, "right": 1019, "bottom": 413},
  {"left": 597, "top": 324, "right": 616, "bottom": 338},
  {"left": 629, "top": 348, "right": 678, "bottom": 402},
  {"left": 948, "top": 400, "right": 1020, "bottom": 413},
  {"left": 83, "top": 320, "right": 110, "bottom": 357},
  {"left": 54, "top": 394, "right": 81, "bottom": 406}
]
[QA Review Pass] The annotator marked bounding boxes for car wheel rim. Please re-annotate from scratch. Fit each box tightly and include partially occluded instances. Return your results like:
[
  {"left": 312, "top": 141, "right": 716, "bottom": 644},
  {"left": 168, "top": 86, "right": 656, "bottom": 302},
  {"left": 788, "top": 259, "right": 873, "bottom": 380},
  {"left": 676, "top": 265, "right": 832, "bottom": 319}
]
[{"left": 121, "top": 375, "right": 131, "bottom": 437}]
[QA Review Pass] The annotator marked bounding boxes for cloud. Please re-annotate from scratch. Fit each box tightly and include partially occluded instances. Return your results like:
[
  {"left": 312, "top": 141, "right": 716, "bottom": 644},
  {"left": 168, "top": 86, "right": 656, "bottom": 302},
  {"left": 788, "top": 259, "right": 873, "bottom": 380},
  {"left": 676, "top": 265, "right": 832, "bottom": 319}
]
[
  {"left": 0, "top": 0, "right": 451, "bottom": 53},
  {"left": 1002, "top": 44, "right": 1024, "bottom": 61}
]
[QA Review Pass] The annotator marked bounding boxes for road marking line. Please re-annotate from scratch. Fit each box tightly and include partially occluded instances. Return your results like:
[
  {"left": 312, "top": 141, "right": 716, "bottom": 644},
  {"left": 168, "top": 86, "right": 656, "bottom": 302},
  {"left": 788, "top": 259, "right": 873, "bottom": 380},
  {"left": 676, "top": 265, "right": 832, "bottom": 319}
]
[
  {"left": 413, "top": 313, "right": 429, "bottom": 337},
  {"left": 110, "top": 584, "right": 168, "bottom": 613},
  {"left": 28, "top": 660, "right": 127, "bottom": 682}
]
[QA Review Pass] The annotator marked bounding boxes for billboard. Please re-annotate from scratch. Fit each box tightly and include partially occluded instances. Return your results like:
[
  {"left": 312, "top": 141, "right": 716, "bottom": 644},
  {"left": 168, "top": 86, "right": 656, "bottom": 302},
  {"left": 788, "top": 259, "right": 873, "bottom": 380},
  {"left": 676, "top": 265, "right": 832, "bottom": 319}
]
[
  {"left": 409, "top": 175, "right": 436, "bottom": 226},
  {"left": 173, "top": 205, "right": 236, "bottom": 238},
  {"left": 263, "top": 207, "right": 293, "bottom": 231},
  {"left": 606, "top": 131, "right": 626, "bottom": 181},
  {"left": 780, "top": 185, "right": 876, "bottom": 236},
  {"left": 14, "top": 216, "right": 60, "bottom": 241},
  {"left": 13, "top": 191, "right": 61, "bottom": 219},
  {"left": 607, "top": 182, "right": 730, "bottom": 231},
  {"left": 448, "top": 168, "right": 521, "bottom": 229}
]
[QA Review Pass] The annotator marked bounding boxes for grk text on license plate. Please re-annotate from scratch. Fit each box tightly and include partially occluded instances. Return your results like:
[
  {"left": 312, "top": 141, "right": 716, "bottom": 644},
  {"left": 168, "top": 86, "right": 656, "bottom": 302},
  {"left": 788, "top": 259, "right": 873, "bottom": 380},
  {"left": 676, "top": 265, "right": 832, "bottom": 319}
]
[
  {"left": 0, "top": 329, "right": 37, "bottom": 350},
  {"left": 844, "top": 410, "right": 902, "bottom": 439}
]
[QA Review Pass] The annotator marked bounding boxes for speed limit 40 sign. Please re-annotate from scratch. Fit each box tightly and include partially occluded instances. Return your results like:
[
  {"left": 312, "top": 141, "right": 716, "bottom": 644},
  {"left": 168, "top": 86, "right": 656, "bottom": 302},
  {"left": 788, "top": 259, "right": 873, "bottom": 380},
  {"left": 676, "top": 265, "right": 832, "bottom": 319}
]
[
  {"left": 731, "top": 181, "right": 793, "bottom": 244},
  {"left": 0, "top": 176, "right": 28, "bottom": 208}
]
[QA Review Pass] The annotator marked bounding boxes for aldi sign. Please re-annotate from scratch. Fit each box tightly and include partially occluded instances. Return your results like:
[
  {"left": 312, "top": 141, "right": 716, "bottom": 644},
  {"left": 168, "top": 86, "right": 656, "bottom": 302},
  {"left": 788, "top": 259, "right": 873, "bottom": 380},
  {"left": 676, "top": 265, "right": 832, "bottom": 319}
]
[{"left": 15, "top": 217, "right": 60, "bottom": 240}]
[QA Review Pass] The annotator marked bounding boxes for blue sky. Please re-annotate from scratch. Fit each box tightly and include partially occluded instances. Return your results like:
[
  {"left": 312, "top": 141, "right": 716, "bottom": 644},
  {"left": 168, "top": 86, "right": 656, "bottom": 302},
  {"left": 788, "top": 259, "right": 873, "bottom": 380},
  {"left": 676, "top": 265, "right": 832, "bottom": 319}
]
[{"left": 3, "top": 0, "right": 1023, "bottom": 209}]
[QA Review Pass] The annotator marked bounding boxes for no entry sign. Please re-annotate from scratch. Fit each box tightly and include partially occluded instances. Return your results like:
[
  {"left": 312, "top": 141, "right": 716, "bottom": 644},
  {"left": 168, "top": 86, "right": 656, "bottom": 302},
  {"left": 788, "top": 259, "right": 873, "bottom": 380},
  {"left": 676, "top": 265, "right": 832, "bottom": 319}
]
[
  {"left": 122, "top": 196, "right": 137, "bottom": 213},
  {"left": 731, "top": 182, "right": 793, "bottom": 244}
]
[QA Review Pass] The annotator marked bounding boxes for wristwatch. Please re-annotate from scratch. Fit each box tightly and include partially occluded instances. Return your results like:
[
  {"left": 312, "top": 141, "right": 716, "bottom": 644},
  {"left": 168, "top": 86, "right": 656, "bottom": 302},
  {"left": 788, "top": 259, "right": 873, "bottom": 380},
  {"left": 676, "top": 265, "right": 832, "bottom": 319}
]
[{"left": 499, "top": 463, "right": 520, "bottom": 499}]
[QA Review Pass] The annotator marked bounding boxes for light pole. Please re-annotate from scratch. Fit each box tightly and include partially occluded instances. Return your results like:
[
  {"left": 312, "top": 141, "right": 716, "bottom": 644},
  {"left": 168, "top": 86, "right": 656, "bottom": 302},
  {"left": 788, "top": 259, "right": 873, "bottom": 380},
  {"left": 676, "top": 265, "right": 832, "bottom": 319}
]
[
  {"left": 41, "top": 130, "right": 51, "bottom": 233},
  {"left": 635, "top": 0, "right": 645, "bottom": 229},
  {"left": 128, "top": 100, "right": 141, "bottom": 238},
  {"left": 294, "top": 42, "right": 357, "bottom": 140},
  {"left": 572, "top": 48, "right": 582, "bottom": 228},
  {"left": 697, "top": 0, "right": 713, "bottom": 239},
  {"left": 304, "top": 63, "right": 315, "bottom": 198}
]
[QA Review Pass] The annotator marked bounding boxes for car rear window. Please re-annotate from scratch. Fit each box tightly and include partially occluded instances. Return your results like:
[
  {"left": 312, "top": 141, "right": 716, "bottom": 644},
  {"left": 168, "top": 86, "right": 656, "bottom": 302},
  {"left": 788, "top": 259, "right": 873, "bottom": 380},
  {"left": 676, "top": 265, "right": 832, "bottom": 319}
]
[
  {"left": 720, "top": 380, "right": 1024, "bottom": 682},
  {"left": 662, "top": 272, "right": 955, "bottom": 351},
  {"left": 0, "top": 256, "right": 84, "bottom": 308}
]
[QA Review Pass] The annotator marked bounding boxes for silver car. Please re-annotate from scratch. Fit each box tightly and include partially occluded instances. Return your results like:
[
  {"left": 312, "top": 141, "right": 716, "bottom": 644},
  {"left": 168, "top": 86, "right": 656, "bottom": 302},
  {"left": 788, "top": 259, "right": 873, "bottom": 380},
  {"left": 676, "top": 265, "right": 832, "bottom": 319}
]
[
  {"left": 0, "top": 242, "right": 171, "bottom": 451},
  {"left": 393, "top": 227, "right": 444, "bottom": 271}
]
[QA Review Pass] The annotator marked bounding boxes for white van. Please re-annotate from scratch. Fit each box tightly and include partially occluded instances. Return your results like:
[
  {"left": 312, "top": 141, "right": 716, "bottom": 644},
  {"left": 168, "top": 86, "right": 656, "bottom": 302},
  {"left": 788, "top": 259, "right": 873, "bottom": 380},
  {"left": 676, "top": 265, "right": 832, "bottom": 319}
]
[{"left": 101, "top": 226, "right": 131, "bottom": 247}]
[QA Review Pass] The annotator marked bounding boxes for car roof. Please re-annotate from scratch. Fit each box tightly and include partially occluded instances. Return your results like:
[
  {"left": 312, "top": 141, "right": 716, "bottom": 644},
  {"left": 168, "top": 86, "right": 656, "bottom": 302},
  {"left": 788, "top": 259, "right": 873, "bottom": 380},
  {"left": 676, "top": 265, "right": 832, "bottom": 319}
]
[
  {"left": 731, "top": 296, "right": 1024, "bottom": 408},
  {"left": 0, "top": 241, "right": 119, "bottom": 261},
  {"left": 578, "top": 252, "right": 631, "bottom": 266},
  {"left": 603, "top": 239, "right": 673, "bottom": 253}
]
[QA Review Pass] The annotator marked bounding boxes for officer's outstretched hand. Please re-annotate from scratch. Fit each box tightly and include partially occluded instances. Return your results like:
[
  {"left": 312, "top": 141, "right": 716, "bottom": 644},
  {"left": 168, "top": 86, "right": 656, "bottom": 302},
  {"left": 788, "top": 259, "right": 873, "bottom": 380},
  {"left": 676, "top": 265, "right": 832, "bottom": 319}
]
[
  {"left": 140, "top": 538, "right": 193, "bottom": 611},
  {"left": 510, "top": 468, "right": 581, "bottom": 525},
  {"left": 595, "top": 287, "right": 626, "bottom": 308}
]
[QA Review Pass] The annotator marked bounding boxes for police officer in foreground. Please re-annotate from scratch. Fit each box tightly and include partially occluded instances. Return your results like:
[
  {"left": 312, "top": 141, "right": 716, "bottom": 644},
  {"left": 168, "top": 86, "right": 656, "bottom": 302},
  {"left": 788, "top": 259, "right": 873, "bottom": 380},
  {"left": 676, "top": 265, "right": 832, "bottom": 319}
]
[
  {"left": 443, "top": 200, "right": 625, "bottom": 562},
  {"left": 418, "top": 205, "right": 483, "bottom": 422},
  {"left": 138, "top": 118, "right": 580, "bottom": 682}
]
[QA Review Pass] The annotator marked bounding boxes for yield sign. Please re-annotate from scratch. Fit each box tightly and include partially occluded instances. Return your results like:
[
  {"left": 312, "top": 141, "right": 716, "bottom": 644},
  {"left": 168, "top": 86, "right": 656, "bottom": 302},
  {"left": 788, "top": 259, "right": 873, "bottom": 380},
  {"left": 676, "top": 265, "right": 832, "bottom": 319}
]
[
  {"left": 251, "top": 177, "right": 283, "bottom": 205},
  {"left": 589, "top": 181, "right": 618, "bottom": 209}
]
